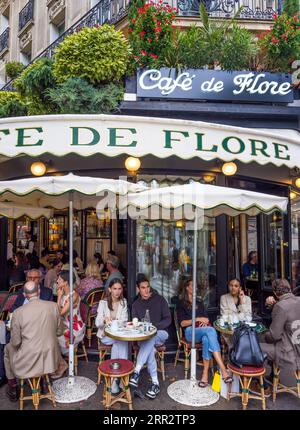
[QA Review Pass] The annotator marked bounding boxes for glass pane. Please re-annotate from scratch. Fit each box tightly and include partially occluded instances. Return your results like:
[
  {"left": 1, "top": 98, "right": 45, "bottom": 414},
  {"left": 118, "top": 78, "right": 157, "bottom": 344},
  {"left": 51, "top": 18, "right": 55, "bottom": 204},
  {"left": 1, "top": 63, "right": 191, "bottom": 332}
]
[
  {"left": 48, "top": 215, "right": 66, "bottom": 252},
  {"left": 263, "top": 211, "right": 284, "bottom": 285},
  {"left": 136, "top": 217, "right": 217, "bottom": 308},
  {"left": 16, "top": 217, "right": 31, "bottom": 250},
  {"left": 86, "top": 209, "right": 110, "bottom": 238},
  {"left": 291, "top": 196, "right": 300, "bottom": 290}
]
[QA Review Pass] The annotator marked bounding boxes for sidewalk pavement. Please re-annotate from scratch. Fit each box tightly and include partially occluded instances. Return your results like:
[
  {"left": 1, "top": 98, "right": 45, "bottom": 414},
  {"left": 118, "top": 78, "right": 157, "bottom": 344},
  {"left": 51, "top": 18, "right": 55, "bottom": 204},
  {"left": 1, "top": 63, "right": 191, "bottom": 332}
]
[{"left": 1, "top": 360, "right": 299, "bottom": 411}]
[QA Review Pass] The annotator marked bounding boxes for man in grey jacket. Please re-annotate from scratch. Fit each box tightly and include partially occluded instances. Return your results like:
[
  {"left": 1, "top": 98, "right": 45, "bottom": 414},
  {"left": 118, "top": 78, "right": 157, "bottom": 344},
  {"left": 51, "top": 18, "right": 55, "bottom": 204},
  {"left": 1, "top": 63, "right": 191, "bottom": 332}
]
[
  {"left": 260, "top": 279, "right": 300, "bottom": 371},
  {"left": 129, "top": 275, "right": 171, "bottom": 399}
]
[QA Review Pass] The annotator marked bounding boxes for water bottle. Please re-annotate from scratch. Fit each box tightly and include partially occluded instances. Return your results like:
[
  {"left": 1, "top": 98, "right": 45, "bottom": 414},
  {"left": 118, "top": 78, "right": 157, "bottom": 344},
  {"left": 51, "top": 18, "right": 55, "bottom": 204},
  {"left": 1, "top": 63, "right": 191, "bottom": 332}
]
[
  {"left": 144, "top": 309, "right": 151, "bottom": 323},
  {"left": 144, "top": 309, "right": 151, "bottom": 332}
]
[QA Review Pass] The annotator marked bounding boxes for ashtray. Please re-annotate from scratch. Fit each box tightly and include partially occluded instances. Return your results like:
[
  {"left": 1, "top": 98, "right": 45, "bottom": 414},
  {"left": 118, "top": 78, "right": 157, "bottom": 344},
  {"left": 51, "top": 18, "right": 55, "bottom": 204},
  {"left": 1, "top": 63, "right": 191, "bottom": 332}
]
[{"left": 110, "top": 361, "right": 121, "bottom": 370}]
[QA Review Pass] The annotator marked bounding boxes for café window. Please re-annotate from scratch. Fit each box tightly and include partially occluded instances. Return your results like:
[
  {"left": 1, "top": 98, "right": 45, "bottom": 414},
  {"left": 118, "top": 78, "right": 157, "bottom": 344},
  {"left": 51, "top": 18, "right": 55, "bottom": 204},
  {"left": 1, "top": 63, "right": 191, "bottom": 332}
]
[{"left": 291, "top": 196, "right": 300, "bottom": 290}]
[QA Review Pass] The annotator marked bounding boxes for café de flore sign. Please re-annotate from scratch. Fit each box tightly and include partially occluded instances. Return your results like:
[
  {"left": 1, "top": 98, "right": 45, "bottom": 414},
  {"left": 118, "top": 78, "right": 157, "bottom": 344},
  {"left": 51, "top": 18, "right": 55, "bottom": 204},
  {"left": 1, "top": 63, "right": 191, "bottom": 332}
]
[
  {"left": 0, "top": 114, "right": 299, "bottom": 168},
  {"left": 137, "top": 68, "right": 294, "bottom": 103}
]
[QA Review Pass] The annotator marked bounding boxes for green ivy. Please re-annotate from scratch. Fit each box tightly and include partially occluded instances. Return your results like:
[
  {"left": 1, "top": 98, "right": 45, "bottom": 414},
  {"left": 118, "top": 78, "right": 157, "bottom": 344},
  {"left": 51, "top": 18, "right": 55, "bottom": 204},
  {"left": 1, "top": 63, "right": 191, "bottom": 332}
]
[
  {"left": 5, "top": 61, "right": 24, "bottom": 80},
  {"left": 53, "top": 25, "right": 131, "bottom": 84},
  {"left": 47, "top": 77, "right": 124, "bottom": 114},
  {"left": 283, "top": 0, "right": 299, "bottom": 17},
  {"left": 14, "top": 58, "right": 57, "bottom": 114}
]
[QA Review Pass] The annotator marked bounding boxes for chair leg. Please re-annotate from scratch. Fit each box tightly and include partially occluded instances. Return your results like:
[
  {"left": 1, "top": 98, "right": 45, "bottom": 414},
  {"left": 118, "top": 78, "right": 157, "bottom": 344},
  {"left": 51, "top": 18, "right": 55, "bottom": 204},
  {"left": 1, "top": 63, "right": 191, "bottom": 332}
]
[
  {"left": 20, "top": 379, "right": 24, "bottom": 411},
  {"left": 31, "top": 377, "right": 40, "bottom": 411},
  {"left": 273, "top": 364, "right": 280, "bottom": 403},
  {"left": 184, "top": 346, "right": 189, "bottom": 379},
  {"left": 241, "top": 376, "right": 250, "bottom": 410},
  {"left": 45, "top": 375, "right": 56, "bottom": 408},
  {"left": 74, "top": 349, "right": 78, "bottom": 376},
  {"left": 97, "top": 350, "right": 106, "bottom": 385},
  {"left": 104, "top": 376, "right": 112, "bottom": 409},
  {"left": 296, "top": 370, "right": 300, "bottom": 398},
  {"left": 82, "top": 341, "right": 89, "bottom": 362},
  {"left": 174, "top": 346, "right": 180, "bottom": 367},
  {"left": 123, "top": 375, "right": 133, "bottom": 410},
  {"left": 259, "top": 375, "right": 266, "bottom": 410},
  {"left": 159, "top": 352, "right": 165, "bottom": 381},
  {"left": 227, "top": 378, "right": 233, "bottom": 401}
]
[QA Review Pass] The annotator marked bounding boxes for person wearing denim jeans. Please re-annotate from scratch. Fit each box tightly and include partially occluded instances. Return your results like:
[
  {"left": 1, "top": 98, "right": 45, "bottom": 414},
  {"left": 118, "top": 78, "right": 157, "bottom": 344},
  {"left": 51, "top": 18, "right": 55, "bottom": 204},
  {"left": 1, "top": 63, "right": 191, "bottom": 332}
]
[
  {"left": 177, "top": 278, "right": 232, "bottom": 387},
  {"left": 130, "top": 275, "right": 171, "bottom": 399}
]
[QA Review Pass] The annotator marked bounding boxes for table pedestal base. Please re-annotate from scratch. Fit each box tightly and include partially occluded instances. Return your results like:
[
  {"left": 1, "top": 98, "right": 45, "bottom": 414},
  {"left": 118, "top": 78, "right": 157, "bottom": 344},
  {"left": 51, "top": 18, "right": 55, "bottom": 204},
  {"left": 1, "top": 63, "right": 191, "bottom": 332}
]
[
  {"left": 52, "top": 376, "right": 97, "bottom": 403},
  {"left": 167, "top": 379, "right": 219, "bottom": 407}
]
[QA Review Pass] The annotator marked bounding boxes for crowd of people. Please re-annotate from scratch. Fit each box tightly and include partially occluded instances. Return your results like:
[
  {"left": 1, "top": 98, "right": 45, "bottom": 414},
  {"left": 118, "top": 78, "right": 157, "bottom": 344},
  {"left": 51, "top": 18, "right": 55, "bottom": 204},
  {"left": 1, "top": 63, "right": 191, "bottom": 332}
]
[{"left": 0, "top": 242, "right": 299, "bottom": 405}]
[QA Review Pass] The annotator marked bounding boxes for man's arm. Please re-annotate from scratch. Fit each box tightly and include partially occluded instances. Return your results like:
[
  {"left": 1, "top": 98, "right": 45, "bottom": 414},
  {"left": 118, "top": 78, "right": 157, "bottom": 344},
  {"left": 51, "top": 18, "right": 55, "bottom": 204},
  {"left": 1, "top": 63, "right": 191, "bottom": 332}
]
[
  {"left": 265, "top": 304, "right": 286, "bottom": 344},
  {"left": 10, "top": 312, "right": 22, "bottom": 348},
  {"left": 156, "top": 298, "right": 171, "bottom": 330}
]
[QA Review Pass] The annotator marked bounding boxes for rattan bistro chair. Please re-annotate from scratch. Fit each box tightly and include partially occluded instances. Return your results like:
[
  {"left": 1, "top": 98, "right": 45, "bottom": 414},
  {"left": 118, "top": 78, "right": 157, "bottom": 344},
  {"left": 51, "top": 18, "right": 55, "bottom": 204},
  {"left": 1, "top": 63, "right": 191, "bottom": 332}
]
[
  {"left": 0, "top": 292, "right": 19, "bottom": 320},
  {"left": 83, "top": 287, "right": 105, "bottom": 347}
]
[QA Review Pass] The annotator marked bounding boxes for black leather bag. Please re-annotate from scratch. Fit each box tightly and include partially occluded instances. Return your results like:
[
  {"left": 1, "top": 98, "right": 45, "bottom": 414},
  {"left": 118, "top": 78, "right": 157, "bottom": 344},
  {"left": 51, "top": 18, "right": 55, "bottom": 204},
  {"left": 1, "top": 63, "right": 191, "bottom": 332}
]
[{"left": 229, "top": 324, "right": 267, "bottom": 368}]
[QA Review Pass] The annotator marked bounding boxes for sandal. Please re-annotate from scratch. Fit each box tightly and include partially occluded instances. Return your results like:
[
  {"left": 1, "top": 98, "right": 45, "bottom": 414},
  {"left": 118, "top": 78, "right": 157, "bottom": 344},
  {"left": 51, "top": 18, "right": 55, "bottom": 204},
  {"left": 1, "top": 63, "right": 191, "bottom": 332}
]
[
  {"left": 198, "top": 380, "right": 209, "bottom": 388},
  {"left": 222, "top": 376, "right": 233, "bottom": 384}
]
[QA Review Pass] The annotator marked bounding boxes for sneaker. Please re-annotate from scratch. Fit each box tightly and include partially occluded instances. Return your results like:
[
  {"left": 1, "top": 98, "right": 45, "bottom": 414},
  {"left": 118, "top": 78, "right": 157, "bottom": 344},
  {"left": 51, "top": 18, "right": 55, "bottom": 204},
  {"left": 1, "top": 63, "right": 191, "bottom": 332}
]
[
  {"left": 249, "top": 380, "right": 271, "bottom": 398},
  {"left": 129, "top": 372, "right": 140, "bottom": 388},
  {"left": 145, "top": 383, "right": 160, "bottom": 399}
]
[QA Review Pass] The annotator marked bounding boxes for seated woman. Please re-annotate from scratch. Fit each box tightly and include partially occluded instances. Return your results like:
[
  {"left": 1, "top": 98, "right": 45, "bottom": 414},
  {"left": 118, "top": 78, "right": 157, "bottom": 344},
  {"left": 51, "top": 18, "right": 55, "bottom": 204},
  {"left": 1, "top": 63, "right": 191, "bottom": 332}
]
[
  {"left": 177, "top": 278, "right": 232, "bottom": 387},
  {"left": 95, "top": 278, "right": 128, "bottom": 394},
  {"left": 95, "top": 278, "right": 128, "bottom": 359},
  {"left": 57, "top": 270, "right": 85, "bottom": 356},
  {"left": 220, "top": 278, "right": 252, "bottom": 322},
  {"left": 76, "top": 262, "right": 103, "bottom": 314}
]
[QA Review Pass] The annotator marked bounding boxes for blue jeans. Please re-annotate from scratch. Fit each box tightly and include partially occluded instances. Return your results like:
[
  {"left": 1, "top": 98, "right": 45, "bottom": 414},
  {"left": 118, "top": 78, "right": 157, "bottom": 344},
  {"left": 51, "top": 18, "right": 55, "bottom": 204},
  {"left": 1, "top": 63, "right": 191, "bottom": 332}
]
[{"left": 185, "top": 326, "right": 220, "bottom": 360}]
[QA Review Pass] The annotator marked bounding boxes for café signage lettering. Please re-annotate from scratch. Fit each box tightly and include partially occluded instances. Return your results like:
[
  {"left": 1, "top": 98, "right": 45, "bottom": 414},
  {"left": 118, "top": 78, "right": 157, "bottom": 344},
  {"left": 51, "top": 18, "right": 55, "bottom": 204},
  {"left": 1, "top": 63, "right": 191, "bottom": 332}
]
[
  {"left": 137, "top": 68, "right": 294, "bottom": 103},
  {"left": 0, "top": 115, "right": 299, "bottom": 169}
]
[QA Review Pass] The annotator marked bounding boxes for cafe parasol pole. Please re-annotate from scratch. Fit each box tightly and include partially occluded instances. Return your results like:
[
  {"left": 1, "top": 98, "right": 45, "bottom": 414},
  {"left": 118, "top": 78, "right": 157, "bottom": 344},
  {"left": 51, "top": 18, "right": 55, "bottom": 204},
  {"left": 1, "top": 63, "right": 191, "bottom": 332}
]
[{"left": 52, "top": 191, "right": 97, "bottom": 403}]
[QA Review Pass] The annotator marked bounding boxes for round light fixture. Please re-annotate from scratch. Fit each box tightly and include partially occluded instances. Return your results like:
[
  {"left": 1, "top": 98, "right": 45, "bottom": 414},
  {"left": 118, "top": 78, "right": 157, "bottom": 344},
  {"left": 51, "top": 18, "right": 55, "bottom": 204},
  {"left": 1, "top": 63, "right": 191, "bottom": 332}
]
[
  {"left": 30, "top": 161, "right": 46, "bottom": 176},
  {"left": 125, "top": 157, "right": 141, "bottom": 174},
  {"left": 290, "top": 191, "right": 297, "bottom": 200},
  {"left": 295, "top": 178, "right": 300, "bottom": 188},
  {"left": 203, "top": 175, "right": 215, "bottom": 183},
  {"left": 176, "top": 220, "right": 184, "bottom": 228},
  {"left": 222, "top": 162, "right": 237, "bottom": 176}
]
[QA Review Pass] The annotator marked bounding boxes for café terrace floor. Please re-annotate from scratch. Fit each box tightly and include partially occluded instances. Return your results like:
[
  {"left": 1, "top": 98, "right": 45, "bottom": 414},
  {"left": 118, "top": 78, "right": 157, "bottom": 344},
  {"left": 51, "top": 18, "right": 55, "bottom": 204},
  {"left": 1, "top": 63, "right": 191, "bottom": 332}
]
[{"left": 1, "top": 355, "right": 299, "bottom": 411}]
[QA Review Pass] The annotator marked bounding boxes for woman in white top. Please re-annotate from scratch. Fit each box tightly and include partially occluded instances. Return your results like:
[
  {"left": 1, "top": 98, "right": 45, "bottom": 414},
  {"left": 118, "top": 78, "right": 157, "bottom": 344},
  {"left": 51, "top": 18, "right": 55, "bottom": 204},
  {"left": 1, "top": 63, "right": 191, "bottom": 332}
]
[
  {"left": 220, "top": 278, "right": 252, "bottom": 322},
  {"left": 95, "top": 278, "right": 128, "bottom": 360}
]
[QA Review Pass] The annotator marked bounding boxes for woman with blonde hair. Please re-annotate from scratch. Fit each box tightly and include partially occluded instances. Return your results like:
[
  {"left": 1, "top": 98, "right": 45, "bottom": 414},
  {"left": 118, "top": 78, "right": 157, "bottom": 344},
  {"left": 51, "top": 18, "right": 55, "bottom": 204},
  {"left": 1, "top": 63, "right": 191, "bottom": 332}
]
[{"left": 76, "top": 262, "right": 103, "bottom": 313}]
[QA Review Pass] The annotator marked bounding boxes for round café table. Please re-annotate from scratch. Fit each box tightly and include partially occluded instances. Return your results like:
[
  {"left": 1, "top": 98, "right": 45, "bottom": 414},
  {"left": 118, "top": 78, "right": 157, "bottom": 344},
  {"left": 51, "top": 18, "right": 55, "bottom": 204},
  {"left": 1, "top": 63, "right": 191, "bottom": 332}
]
[{"left": 104, "top": 323, "right": 157, "bottom": 342}]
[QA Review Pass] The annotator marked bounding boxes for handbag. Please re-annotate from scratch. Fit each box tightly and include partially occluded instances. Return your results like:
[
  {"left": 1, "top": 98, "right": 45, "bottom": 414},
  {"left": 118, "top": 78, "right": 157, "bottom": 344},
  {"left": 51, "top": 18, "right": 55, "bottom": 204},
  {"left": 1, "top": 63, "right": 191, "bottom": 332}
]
[
  {"left": 229, "top": 323, "right": 267, "bottom": 368},
  {"left": 211, "top": 370, "right": 221, "bottom": 392}
]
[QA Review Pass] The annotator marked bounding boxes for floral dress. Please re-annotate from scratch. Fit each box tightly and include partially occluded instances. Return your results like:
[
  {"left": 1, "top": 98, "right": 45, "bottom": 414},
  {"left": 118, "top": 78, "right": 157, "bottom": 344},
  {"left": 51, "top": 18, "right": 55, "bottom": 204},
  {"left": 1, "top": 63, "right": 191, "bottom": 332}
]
[{"left": 58, "top": 293, "right": 86, "bottom": 355}]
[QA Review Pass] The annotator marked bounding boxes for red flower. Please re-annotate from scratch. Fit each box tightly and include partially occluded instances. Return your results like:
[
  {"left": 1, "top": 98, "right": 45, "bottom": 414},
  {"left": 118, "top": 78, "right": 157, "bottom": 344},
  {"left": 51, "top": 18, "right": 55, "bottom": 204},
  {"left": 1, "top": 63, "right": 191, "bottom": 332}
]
[
  {"left": 132, "top": 18, "right": 136, "bottom": 23},
  {"left": 274, "top": 13, "right": 278, "bottom": 19},
  {"left": 141, "top": 50, "right": 148, "bottom": 55},
  {"left": 129, "top": 28, "right": 133, "bottom": 33},
  {"left": 148, "top": 38, "right": 153, "bottom": 42},
  {"left": 150, "top": 54, "right": 158, "bottom": 59}
]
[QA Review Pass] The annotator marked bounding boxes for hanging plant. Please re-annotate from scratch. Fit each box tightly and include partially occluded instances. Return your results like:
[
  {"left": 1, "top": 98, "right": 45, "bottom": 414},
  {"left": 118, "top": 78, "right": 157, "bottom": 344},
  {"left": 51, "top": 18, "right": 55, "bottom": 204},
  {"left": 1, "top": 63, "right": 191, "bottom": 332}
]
[
  {"left": 258, "top": 13, "right": 300, "bottom": 72},
  {"left": 128, "top": 0, "right": 176, "bottom": 70}
]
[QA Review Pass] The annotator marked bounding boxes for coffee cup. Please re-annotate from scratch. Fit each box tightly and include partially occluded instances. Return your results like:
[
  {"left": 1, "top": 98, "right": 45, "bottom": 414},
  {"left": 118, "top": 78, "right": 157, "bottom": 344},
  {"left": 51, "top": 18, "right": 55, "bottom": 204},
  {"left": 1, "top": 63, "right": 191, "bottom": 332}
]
[{"left": 132, "top": 318, "right": 139, "bottom": 327}]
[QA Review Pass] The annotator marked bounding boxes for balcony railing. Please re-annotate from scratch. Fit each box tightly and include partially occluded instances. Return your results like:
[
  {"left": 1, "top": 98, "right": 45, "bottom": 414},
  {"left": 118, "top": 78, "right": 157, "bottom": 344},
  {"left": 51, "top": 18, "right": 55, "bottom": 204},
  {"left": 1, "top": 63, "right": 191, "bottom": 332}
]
[
  {"left": 0, "top": 27, "right": 9, "bottom": 54},
  {"left": 2, "top": 0, "right": 282, "bottom": 91},
  {"left": 174, "top": 0, "right": 283, "bottom": 20},
  {"left": 19, "top": 0, "right": 34, "bottom": 32}
]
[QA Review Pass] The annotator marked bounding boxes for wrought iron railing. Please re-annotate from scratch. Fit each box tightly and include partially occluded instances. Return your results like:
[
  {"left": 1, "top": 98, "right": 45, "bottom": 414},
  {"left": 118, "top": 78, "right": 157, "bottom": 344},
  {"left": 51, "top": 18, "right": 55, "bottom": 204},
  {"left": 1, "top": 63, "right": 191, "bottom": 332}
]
[
  {"left": 19, "top": 0, "right": 34, "bottom": 32},
  {"left": 0, "top": 27, "right": 9, "bottom": 54},
  {"left": 2, "top": 0, "right": 282, "bottom": 91},
  {"left": 174, "top": 0, "right": 283, "bottom": 20}
]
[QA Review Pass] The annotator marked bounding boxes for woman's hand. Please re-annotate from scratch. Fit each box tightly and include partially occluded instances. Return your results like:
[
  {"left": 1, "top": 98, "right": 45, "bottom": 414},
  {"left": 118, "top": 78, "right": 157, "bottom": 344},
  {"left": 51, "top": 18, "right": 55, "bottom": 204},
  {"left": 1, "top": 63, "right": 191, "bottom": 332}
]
[
  {"left": 104, "top": 316, "right": 112, "bottom": 325},
  {"left": 239, "top": 290, "right": 245, "bottom": 304},
  {"left": 196, "top": 317, "right": 209, "bottom": 326},
  {"left": 57, "top": 286, "right": 63, "bottom": 299}
]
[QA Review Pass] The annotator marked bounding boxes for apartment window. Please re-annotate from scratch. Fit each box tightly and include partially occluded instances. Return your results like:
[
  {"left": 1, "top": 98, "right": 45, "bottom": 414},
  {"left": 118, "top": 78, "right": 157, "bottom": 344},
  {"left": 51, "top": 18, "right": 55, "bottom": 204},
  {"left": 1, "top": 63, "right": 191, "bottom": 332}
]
[
  {"left": 50, "top": 20, "right": 65, "bottom": 43},
  {"left": 20, "top": 51, "right": 31, "bottom": 66},
  {"left": 91, "top": 0, "right": 99, "bottom": 7}
]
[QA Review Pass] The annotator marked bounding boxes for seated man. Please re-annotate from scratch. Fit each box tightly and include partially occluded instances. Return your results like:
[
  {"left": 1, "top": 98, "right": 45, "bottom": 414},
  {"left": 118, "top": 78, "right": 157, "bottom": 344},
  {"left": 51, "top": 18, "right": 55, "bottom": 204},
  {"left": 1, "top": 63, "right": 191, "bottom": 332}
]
[
  {"left": 129, "top": 276, "right": 171, "bottom": 399},
  {"left": 260, "top": 278, "right": 300, "bottom": 377},
  {"left": 104, "top": 255, "right": 123, "bottom": 289},
  {"left": 12, "top": 269, "right": 53, "bottom": 311},
  {"left": 4, "top": 281, "right": 63, "bottom": 401}
]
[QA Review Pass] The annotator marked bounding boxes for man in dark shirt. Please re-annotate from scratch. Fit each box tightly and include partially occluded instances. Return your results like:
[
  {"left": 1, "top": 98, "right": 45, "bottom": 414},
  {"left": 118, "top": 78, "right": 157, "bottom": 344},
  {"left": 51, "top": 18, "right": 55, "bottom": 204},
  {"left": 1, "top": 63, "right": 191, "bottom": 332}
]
[
  {"left": 12, "top": 269, "right": 53, "bottom": 311},
  {"left": 242, "top": 251, "right": 259, "bottom": 279},
  {"left": 129, "top": 276, "right": 171, "bottom": 399}
]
